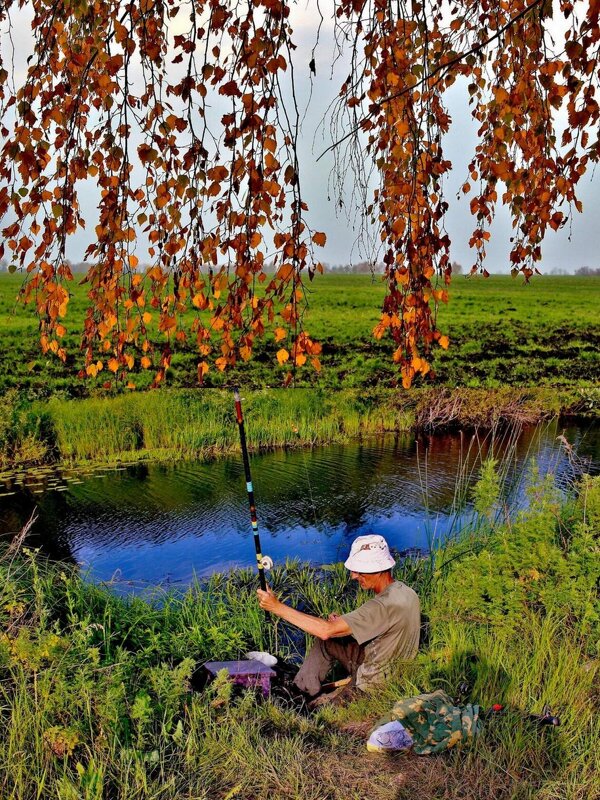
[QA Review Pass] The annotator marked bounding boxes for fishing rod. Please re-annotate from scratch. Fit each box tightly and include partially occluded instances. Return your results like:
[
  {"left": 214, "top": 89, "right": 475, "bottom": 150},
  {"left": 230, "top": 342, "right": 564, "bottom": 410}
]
[{"left": 233, "top": 389, "right": 273, "bottom": 616}]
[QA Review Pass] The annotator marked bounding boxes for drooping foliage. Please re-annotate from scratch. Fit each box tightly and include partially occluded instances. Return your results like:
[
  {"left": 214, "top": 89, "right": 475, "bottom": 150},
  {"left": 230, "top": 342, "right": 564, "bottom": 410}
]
[{"left": 0, "top": 0, "right": 598, "bottom": 386}]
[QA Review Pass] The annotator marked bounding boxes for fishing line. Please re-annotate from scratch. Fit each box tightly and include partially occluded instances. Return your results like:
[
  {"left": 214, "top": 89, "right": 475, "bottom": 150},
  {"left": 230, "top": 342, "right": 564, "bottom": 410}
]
[{"left": 294, "top": 426, "right": 324, "bottom": 560}]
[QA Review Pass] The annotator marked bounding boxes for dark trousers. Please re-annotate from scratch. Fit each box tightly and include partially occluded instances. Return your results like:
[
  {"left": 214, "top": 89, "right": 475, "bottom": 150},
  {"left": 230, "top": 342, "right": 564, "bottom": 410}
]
[{"left": 293, "top": 636, "right": 365, "bottom": 697}]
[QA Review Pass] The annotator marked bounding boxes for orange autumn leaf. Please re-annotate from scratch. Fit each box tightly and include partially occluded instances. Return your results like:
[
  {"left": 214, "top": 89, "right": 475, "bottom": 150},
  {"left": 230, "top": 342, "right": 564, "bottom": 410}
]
[{"left": 276, "top": 348, "right": 289, "bottom": 364}]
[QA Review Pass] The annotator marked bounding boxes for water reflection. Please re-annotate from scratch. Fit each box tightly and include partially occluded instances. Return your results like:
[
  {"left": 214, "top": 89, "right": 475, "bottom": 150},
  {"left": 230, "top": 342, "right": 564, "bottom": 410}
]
[{"left": 0, "top": 419, "right": 598, "bottom": 587}]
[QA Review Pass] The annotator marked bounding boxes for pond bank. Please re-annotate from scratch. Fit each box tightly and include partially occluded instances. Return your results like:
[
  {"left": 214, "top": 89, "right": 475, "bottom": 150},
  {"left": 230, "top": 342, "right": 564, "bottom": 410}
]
[
  {"left": 0, "top": 472, "right": 598, "bottom": 799},
  {"left": 1, "top": 385, "right": 598, "bottom": 472}
]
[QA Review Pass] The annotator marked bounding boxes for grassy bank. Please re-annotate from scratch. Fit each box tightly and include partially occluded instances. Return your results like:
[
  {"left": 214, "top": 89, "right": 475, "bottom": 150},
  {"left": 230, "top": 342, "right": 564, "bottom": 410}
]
[
  {"left": 0, "top": 385, "right": 596, "bottom": 471},
  {"left": 0, "top": 468, "right": 598, "bottom": 799},
  {"left": 1, "top": 274, "right": 600, "bottom": 395}
]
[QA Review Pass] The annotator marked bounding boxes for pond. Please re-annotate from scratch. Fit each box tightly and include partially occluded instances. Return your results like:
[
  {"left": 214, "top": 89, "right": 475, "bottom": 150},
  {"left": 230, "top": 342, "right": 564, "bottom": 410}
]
[{"left": 0, "top": 419, "right": 598, "bottom": 589}]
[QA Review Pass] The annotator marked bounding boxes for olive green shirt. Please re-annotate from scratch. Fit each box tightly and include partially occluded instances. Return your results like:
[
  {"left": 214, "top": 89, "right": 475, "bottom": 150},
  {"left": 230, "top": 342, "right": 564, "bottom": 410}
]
[{"left": 342, "top": 581, "right": 420, "bottom": 690}]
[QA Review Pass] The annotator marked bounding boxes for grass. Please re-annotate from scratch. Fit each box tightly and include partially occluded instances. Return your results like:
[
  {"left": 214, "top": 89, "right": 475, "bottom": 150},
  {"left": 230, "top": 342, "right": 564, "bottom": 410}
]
[
  {"left": 0, "top": 467, "right": 598, "bottom": 799},
  {"left": 1, "top": 273, "right": 599, "bottom": 395},
  {"left": 0, "top": 384, "right": 593, "bottom": 471}
]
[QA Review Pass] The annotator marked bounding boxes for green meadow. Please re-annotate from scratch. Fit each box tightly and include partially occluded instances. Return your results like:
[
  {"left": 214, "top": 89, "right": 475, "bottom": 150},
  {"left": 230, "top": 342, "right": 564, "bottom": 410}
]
[
  {"left": 1, "top": 272, "right": 598, "bottom": 470},
  {"left": 1, "top": 273, "right": 599, "bottom": 395}
]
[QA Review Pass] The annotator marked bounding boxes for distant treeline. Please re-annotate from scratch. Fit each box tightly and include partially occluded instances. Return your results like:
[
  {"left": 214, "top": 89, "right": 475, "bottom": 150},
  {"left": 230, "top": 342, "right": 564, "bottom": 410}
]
[{"left": 1, "top": 259, "right": 599, "bottom": 275}]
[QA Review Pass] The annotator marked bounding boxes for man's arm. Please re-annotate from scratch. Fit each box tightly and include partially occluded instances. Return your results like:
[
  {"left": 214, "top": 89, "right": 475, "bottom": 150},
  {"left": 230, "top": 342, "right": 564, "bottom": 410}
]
[{"left": 257, "top": 586, "right": 352, "bottom": 640}]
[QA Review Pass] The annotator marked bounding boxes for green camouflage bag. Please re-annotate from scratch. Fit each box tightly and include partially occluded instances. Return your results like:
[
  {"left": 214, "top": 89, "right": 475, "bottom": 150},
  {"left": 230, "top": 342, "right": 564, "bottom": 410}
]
[{"left": 370, "top": 688, "right": 481, "bottom": 755}]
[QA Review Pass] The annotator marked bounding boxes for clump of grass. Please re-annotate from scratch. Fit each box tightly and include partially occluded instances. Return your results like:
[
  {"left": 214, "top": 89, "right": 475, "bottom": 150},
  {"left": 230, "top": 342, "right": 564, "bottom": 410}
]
[
  {"left": 31, "top": 388, "right": 418, "bottom": 465},
  {"left": 0, "top": 389, "right": 48, "bottom": 468}
]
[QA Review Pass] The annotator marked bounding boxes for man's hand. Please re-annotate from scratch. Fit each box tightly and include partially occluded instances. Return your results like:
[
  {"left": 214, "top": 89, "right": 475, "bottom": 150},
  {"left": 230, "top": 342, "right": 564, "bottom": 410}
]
[
  {"left": 256, "top": 588, "right": 352, "bottom": 640},
  {"left": 256, "top": 585, "right": 282, "bottom": 614}
]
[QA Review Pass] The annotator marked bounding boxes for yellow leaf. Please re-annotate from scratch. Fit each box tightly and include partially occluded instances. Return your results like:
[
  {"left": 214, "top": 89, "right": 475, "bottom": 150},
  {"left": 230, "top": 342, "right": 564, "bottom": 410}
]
[
  {"left": 142, "top": 312, "right": 152, "bottom": 324},
  {"left": 108, "top": 358, "right": 119, "bottom": 373},
  {"left": 311, "top": 357, "right": 321, "bottom": 372},
  {"left": 401, "top": 365, "right": 414, "bottom": 389},
  {"left": 439, "top": 335, "right": 450, "bottom": 349},
  {"left": 274, "top": 327, "right": 286, "bottom": 342},
  {"left": 276, "top": 348, "right": 289, "bottom": 364},
  {"left": 294, "top": 353, "right": 307, "bottom": 366},
  {"left": 197, "top": 361, "right": 209, "bottom": 379},
  {"left": 141, "top": 356, "right": 152, "bottom": 369}
]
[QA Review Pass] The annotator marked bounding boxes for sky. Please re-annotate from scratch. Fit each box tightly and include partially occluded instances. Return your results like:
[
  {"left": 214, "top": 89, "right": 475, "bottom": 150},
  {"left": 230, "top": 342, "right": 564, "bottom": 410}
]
[
  {"left": 1, "top": 1, "right": 598, "bottom": 273},
  {"left": 288, "top": 7, "right": 600, "bottom": 273}
]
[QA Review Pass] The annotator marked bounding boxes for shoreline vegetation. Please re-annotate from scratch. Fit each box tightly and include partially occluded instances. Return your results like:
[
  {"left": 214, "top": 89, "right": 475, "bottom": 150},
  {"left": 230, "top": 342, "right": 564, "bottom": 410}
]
[
  {"left": 1, "top": 385, "right": 599, "bottom": 472},
  {"left": 1, "top": 468, "right": 598, "bottom": 799}
]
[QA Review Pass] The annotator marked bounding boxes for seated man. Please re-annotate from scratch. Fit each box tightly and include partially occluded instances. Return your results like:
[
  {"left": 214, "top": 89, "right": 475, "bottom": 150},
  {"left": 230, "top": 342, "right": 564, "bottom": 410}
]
[{"left": 256, "top": 534, "right": 420, "bottom": 701}]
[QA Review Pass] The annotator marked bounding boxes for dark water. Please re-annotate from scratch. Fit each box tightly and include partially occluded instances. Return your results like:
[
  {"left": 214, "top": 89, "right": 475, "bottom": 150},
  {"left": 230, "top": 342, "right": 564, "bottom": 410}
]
[{"left": 0, "top": 419, "right": 598, "bottom": 588}]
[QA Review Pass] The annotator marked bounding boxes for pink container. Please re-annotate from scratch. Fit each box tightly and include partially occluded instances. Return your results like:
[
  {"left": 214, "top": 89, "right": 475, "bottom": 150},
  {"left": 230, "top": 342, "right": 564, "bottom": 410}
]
[{"left": 204, "top": 659, "right": 276, "bottom": 696}]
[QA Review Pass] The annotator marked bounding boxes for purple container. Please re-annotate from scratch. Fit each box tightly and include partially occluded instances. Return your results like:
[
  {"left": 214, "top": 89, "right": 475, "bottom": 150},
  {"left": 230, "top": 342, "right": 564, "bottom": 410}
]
[{"left": 204, "top": 659, "right": 276, "bottom": 696}]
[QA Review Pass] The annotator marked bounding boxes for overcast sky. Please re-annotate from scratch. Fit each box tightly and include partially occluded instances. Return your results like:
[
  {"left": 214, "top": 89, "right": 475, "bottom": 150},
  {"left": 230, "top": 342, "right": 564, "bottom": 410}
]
[{"left": 1, "top": 1, "right": 598, "bottom": 273}]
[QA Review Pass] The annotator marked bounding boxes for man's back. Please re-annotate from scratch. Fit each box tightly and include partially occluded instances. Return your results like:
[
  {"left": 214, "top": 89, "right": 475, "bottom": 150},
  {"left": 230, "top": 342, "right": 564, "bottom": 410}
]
[{"left": 342, "top": 581, "right": 420, "bottom": 689}]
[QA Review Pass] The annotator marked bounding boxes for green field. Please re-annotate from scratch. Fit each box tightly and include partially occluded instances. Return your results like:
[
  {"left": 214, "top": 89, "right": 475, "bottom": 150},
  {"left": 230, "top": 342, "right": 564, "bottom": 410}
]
[{"left": 1, "top": 273, "right": 599, "bottom": 396}]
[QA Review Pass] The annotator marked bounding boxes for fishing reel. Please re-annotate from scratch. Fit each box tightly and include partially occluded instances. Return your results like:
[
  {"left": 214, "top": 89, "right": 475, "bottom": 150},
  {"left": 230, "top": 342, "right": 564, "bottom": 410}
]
[{"left": 259, "top": 555, "right": 274, "bottom": 571}]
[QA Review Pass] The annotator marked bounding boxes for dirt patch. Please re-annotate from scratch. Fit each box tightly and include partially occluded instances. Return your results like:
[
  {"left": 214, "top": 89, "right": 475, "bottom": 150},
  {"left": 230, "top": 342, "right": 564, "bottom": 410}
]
[{"left": 310, "top": 740, "right": 544, "bottom": 800}]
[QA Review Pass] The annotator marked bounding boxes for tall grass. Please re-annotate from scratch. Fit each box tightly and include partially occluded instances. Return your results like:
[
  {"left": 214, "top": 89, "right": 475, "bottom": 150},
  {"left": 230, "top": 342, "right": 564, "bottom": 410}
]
[
  {"left": 0, "top": 467, "right": 598, "bottom": 799},
  {"left": 35, "top": 388, "right": 416, "bottom": 464},
  {"left": 1, "top": 385, "right": 587, "bottom": 471}
]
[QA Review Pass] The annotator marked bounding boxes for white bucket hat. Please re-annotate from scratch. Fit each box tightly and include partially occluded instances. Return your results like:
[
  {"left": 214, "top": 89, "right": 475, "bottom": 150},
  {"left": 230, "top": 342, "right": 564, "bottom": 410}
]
[{"left": 344, "top": 534, "right": 396, "bottom": 573}]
